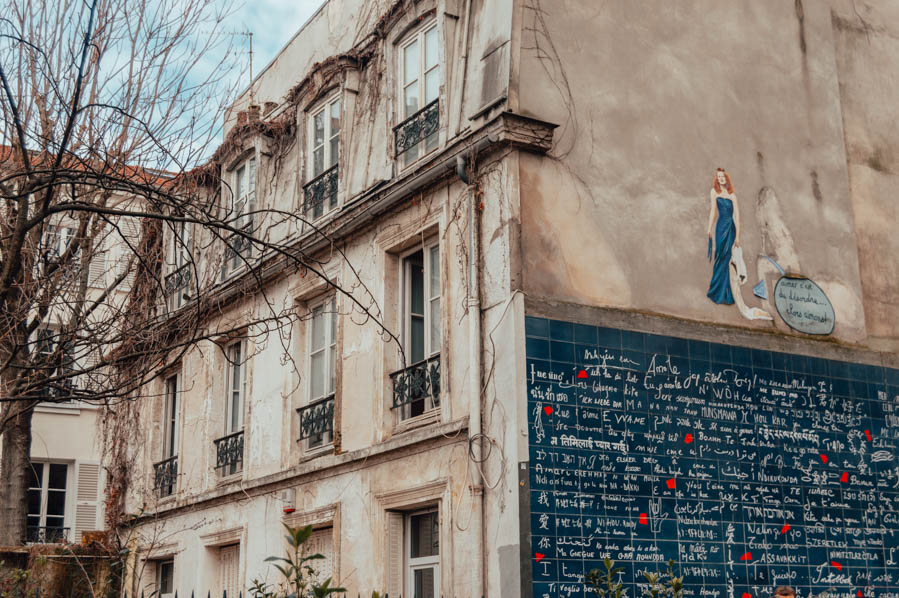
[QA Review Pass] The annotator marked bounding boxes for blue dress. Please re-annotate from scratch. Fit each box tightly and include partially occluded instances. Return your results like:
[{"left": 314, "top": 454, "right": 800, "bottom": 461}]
[{"left": 707, "top": 196, "right": 735, "bottom": 304}]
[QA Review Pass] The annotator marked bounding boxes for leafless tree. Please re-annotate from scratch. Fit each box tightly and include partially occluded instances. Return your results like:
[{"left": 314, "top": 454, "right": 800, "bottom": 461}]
[{"left": 0, "top": 0, "right": 397, "bottom": 546}]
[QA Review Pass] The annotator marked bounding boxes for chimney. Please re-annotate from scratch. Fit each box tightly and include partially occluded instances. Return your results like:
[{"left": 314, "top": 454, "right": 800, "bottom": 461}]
[
  {"left": 247, "top": 104, "right": 261, "bottom": 122},
  {"left": 263, "top": 101, "right": 278, "bottom": 117}
]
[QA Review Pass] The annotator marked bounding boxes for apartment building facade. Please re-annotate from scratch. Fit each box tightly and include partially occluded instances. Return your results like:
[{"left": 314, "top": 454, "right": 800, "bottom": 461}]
[{"left": 125, "top": 2, "right": 899, "bottom": 598}]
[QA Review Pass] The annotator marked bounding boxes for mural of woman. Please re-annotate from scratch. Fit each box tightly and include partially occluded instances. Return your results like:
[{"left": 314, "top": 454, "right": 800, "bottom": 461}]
[
  {"left": 707, "top": 168, "right": 739, "bottom": 304},
  {"left": 705, "top": 168, "right": 773, "bottom": 321}
]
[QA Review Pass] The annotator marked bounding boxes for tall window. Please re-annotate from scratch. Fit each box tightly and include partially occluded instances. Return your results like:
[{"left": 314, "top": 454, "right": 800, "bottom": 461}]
[
  {"left": 163, "top": 375, "right": 179, "bottom": 459},
  {"left": 217, "top": 340, "right": 246, "bottom": 476},
  {"left": 34, "top": 328, "right": 77, "bottom": 401},
  {"left": 233, "top": 157, "right": 256, "bottom": 226},
  {"left": 225, "top": 341, "right": 246, "bottom": 435},
  {"left": 305, "top": 298, "right": 336, "bottom": 450},
  {"left": 397, "top": 241, "right": 441, "bottom": 420},
  {"left": 157, "top": 560, "right": 174, "bottom": 598},
  {"left": 305, "top": 96, "right": 341, "bottom": 221},
  {"left": 165, "top": 220, "right": 191, "bottom": 311},
  {"left": 399, "top": 22, "right": 439, "bottom": 166},
  {"left": 25, "top": 462, "right": 68, "bottom": 543},
  {"left": 224, "top": 157, "right": 255, "bottom": 277},
  {"left": 406, "top": 510, "right": 439, "bottom": 598}
]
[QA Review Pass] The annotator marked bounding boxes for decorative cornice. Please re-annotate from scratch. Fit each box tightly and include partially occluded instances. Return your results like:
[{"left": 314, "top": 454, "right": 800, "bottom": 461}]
[
  {"left": 375, "top": 478, "right": 448, "bottom": 510},
  {"left": 199, "top": 525, "right": 244, "bottom": 547},
  {"left": 282, "top": 503, "right": 339, "bottom": 529}
]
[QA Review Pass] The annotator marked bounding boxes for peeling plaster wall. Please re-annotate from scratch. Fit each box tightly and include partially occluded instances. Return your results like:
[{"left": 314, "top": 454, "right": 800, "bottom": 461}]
[{"left": 514, "top": 0, "right": 889, "bottom": 348}]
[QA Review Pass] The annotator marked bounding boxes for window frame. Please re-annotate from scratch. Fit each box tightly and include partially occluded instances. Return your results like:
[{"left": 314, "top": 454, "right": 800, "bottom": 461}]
[
  {"left": 396, "top": 239, "right": 441, "bottom": 422},
  {"left": 157, "top": 559, "right": 175, "bottom": 598},
  {"left": 404, "top": 508, "right": 440, "bottom": 598},
  {"left": 25, "top": 461, "right": 70, "bottom": 543},
  {"left": 397, "top": 19, "right": 440, "bottom": 168},
  {"left": 303, "top": 93, "right": 342, "bottom": 223},
  {"left": 162, "top": 373, "right": 179, "bottom": 460},
  {"left": 224, "top": 340, "right": 246, "bottom": 436},
  {"left": 303, "top": 296, "right": 337, "bottom": 452},
  {"left": 400, "top": 239, "right": 441, "bottom": 362},
  {"left": 223, "top": 155, "right": 256, "bottom": 278},
  {"left": 165, "top": 220, "right": 192, "bottom": 311}
]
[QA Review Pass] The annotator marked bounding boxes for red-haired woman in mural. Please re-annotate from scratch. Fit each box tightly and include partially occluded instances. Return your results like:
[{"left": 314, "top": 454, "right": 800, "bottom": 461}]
[
  {"left": 707, "top": 168, "right": 740, "bottom": 304},
  {"left": 705, "top": 168, "right": 772, "bottom": 321}
]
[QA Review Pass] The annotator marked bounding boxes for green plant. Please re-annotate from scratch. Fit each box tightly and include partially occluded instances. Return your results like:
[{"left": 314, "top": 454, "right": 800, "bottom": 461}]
[
  {"left": 261, "top": 523, "right": 346, "bottom": 598},
  {"left": 587, "top": 558, "right": 627, "bottom": 598},
  {"left": 643, "top": 559, "right": 683, "bottom": 598}
]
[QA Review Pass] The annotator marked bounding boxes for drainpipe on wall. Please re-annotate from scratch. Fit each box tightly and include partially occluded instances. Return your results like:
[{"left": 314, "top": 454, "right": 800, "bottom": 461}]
[{"left": 464, "top": 152, "right": 485, "bottom": 598}]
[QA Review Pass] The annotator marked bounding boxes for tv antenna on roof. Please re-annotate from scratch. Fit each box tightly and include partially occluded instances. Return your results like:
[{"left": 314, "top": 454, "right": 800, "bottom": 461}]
[{"left": 220, "top": 30, "right": 255, "bottom": 103}]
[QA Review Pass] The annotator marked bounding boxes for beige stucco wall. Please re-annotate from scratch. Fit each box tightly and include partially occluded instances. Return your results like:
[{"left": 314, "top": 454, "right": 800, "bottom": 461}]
[
  {"left": 830, "top": 0, "right": 899, "bottom": 346},
  {"left": 514, "top": 0, "right": 899, "bottom": 349}
]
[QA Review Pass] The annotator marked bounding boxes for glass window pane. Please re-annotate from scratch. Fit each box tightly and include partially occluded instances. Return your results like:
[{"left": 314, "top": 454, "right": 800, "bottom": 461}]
[
  {"left": 411, "top": 316, "right": 425, "bottom": 363},
  {"left": 328, "top": 345, "right": 336, "bottom": 393},
  {"left": 430, "top": 298, "right": 440, "bottom": 353},
  {"left": 425, "top": 69, "right": 439, "bottom": 104},
  {"left": 45, "top": 516, "right": 65, "bottom": 529},
  {"left": 235, "top": 167, "right": 244, "bottom": 201},
  {"left": 410, "top": 512, "right": 439, "bottom": 557},
  {"left": 409, "top": 252, "right": 424, "bottom": 314},
  {"left": 248, "top": 158, "right": 256, "bottom": 192},
  {"left": 48, "top": 464, "right": 67, "bottom": 490},
  {"left": 329, "top": 301, "right": 337, "bottom": 341},
  {"left": 27, "top": 490, "right": 41, "bottom": 516},
  {"left": 27, "top": 516, "right": 40, "bottom": 529},
  {"left": 314, "top": 147, "right": 324, "bottom": 177},
  {"left": 329, "top": 137, "right": 339, "bottom": 169},
  {"left": 46, "top": 490, "right": 65, "bottom": 516},
  {"left": 404, "top": 84, "right": 419, "bottom": 119},
  {"left": 311, "top": 352, "right": 324, "bottom": 399},
  {"left": 311, "top": 308, "right": 325, "bottom": 351},
  {"left": 314, "top": 111, "right": 325, "bottom": 147},
  {"left": 27, "top": 463, "right": 42, "bottom": 489},
  {"left": 413, "top": 568, "right": 436, "bottom": 598},
  {"left": 429, "top": 246, "right": 440, "bottom": 297},
  {"left": 403, "top": 40, "right": 419, "bottom": 86},
  {"left": 425, "top": 27, "right": 438, "bottom": 69},
  {"left": 330, "top": 99, "right": 340, "bottom": 134},
  {"left": 159, "top": 561, "right": 174, "bottom": 593}
]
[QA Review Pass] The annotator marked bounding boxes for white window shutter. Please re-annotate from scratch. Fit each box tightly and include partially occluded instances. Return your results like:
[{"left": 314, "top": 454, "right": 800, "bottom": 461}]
[
  {"left": 74, "top": 461, "right": 102, "bottom": 542},
  {"left": 306, "top": 527, "right": 334, "bottom": 583},
  {"left": 117, "top": 219, "right": 141, "bottom": 289},
  {"left": 386, "top": 512, "right": 404, "bottom": 597},
  {"left": 220, "top": 544, "right": 240, "bottom": 597},
  {"left": 88, "top": 247, "right": 107, "bottom": 288}
]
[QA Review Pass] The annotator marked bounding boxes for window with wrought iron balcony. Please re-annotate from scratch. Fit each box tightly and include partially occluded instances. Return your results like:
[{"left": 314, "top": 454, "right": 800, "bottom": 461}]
[
  {"left": 298, "top": 297, "right": 337, "bottom": 454},
  {"left": 395, "top": 20, "right": 440, "bottom": 169},
  {"left": 391, "top": 240, "right": 441, "bottom": 423},
  {"left": 303, "top": 95, "right": 340, "bottom": 223},
  {"left": 163, "top": 220, "right": 192, "bottom": 312},
  {"left": 215, "top": 340, "right": 246, "bottom": 477},
  {"left": 222, "top": 156, "right": 256, "bottom": 278},
  {"left": 153, "top": 373, "right": 180, "bottom": 498}
]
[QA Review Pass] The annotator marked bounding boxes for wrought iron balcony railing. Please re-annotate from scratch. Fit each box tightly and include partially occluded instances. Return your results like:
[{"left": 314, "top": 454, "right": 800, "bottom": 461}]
[
  {"left": 153, "top": 455, "right": 178, "bottom": 498},
  {"left": 297, "top": 395, "right": 335, "bottom": 447},
  {"left": 214, "top": 429, "right": 244, "bottom": 475},
  {"left": 303, "top": 165, "right": 338, "bottom": 220},
  {"left": 164, "top": 264, "right": 191, "bottom": 310},
  {"left": 26, "top": 526, "right": 69, "bottom": 544},
  {"left": 390, "top": 354, "right": 440, "bottom": 409},
  {"left": 393, "top": 99, "right": 439, "bottom": 158}
]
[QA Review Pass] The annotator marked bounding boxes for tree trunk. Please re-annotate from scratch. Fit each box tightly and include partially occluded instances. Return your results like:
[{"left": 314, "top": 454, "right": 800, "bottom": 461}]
[{"left": 0, "top": 405, "right": 34, "bottom": 546}]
